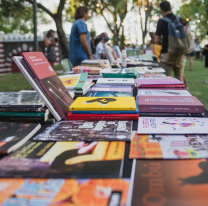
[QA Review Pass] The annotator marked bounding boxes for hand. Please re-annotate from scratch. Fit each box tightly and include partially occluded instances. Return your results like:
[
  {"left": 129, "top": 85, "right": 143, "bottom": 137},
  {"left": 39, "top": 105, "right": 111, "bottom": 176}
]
[{"left": 89, "top": 55, "right": 94, "bottom": 60}]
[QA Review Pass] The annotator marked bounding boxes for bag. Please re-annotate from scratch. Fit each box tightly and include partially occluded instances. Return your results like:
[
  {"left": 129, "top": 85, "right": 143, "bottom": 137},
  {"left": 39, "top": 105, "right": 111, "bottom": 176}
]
[
  {"left": 153, "top": 44, "right": 162, "bottom": 62},
  {"left": 162, "top": 16, "right": 190, "bottom": 56}
]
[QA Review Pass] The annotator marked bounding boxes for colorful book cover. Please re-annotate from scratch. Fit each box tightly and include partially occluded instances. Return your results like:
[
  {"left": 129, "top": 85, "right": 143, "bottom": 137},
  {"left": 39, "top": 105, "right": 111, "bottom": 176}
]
[
  {"left": 138, "top": 96, "right": 204, "bottom": 113},
  {"left": 21, "top": 52, "right": 74, "bottom": 120},
  {"left": 97, "top": 78, "right": 135, "bottom": 86},
  {"left": 33, "top": 120, "right": 132, "bottom": 141},
  {"left": 132, "top": 159, "right": 208, "bottom": 206},
  {"left": 0, "top": 141, "right": 125, "bottom": 178},
  {"left": 0, "top": 122, "right": 41, "bottom": 154},
  {"left": 73, "top": 66, "right": 102, "bottom": 74},
  {"left": 135, "top": 78, "right": 185, "bottom": 88},
  {"left": 87, "top": 91, "right": 133, "bottom": 97},
  {"left": 91, "top": 85, "right": 132, "bottom": 92},
  {"left": 129, "top": 132, "right": 208, "bottom": 159},
  {"left": 59, "top": 73, "right": 88, "bottom": 90},
  {"left": 0, "top": 178, "right": 129, "bottom": 206},
  {"left": 69, "top": 97, "right": 136, "bottom": 111},
  {"left": 0, "top": 92, "right": 44, "bottom": 108},
  {"left": 138, "top": 117, "right": 208, "bottom": 134},
  {"left": 138, "top": 89, "right": 191, "bottom": 96}
]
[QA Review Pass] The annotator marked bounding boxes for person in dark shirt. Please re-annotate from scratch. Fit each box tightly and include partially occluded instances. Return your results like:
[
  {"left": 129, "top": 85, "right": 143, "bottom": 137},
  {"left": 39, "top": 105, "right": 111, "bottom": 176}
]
[{"left": 154, "top": 1, "right": 184, "bottom": 82}]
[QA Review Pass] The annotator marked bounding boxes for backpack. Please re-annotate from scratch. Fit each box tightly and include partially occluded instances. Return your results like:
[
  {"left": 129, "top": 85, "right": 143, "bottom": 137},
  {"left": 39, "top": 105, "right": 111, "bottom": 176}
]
[{"left": 162, "top": 16, "right": 190, "bottom": 56}]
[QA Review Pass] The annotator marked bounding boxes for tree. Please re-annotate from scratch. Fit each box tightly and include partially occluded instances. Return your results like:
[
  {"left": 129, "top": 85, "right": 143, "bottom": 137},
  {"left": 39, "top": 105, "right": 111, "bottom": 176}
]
[{"left": 178, "top": 0, "right": 208, "bottom": 40}]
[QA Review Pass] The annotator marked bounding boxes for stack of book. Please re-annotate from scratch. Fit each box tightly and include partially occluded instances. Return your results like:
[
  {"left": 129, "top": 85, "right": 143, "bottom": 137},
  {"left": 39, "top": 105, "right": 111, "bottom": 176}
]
[
  {"left": 67, "top": 97, "right": 139, "bottom": 120},
  {"left": 59, "top": 73, "right": 94, "bottom": 95},
  {"left": 0, "top": 92, "right": 52, "bottom": 122},
  {"left": 81, "top": 59, "right": 110, "bottom": 68},
  {"left": 73, "top": 66, "right": 102, "bottom": 75}
]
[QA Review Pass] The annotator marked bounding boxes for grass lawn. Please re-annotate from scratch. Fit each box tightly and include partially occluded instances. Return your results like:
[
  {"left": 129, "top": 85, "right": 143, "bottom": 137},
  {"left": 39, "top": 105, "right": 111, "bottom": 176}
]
[{"left": 0, "top": 60, "right": 208, "bottom": 109}]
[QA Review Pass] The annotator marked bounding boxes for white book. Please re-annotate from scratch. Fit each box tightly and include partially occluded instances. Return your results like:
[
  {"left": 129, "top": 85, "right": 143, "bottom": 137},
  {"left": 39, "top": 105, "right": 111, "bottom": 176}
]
[
  {"left": 138, "top": 89, "right": 192, "bottom": 96},
  {"left": 138, "top": 117, "right": 208, "bottom": 134},
  {"left": 13, "top": 56, "right": 61, "bottom": 121},
  {"left": 97, "top": 78, "right": 135, "bottom": 86}
]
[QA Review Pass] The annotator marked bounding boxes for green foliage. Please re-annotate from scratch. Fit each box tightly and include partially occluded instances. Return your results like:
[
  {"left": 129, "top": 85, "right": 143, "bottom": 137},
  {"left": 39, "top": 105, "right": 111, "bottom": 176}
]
[{"left": 178, "top": 0, "right": 208, "bottom": 39}]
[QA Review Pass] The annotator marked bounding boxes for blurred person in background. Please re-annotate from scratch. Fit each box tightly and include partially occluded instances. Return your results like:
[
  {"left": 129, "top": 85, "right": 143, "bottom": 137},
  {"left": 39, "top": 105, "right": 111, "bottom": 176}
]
[
  {"left": 69, "top": 6, "right": 93, "bottom": 67},
  {"left": 45, "top": 29, "right": 57, "bottom": 67},
  {"left": 195, "top": 39, "right": 201, "bottom": 60}
]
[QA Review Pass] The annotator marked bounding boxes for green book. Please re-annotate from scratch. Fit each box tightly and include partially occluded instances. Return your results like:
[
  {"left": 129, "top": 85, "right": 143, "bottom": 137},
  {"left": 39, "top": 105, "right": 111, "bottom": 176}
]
[{"left": 0, "top": 112, "right": 47, "bottom": 117}]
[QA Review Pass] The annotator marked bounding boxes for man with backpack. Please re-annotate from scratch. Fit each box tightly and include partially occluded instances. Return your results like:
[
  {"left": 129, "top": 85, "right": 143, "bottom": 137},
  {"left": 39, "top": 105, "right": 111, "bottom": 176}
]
[{"left": 154, "top": 1, "right": 189, "bottom": 82}]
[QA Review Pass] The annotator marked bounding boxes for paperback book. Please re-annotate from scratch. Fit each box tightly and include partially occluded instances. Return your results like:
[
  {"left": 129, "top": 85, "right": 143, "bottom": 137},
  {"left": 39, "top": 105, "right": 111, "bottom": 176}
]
[
  {"left": 0, "top": 178, "right": 129, "bottom": 206},
  {"left": 137, "top": 89, "right": 191, "bottom": 96},
  {"left": 138, "top": 117, "right": 208, "bottom": 134},
  {"left": 0, "top": 122, "right": 40, "bottom": 154},
  {"left": 33, "top": 120, "right": 132, "bottom": 141},
  {"left": 97, "top": 78, "right": 135, "bottom": 86},
  {"left": 87, "top": 91, "right": 133, "bottom": 97},
  {"left": 132, "top": 159, "right": 208, "bottom": 206},
  {"left": 69, "top": 97, "right": 136, "bottom": 111},
  {"left": 91, "top": 85, "right": 132, "bottom": 92},
  {"left": 73, "top": 66, "right": 102, "bottom": 75},
  {"left": 138, "top": 96, "right": 204, "bottom": 113},
  {"left": 0, "top": 141, "right": 125, "bottom": 178},
  {"left": 129, "top": 133, "right": 208, "bottom": 159},
  {"left": 101, "top": 69, "right": 138, "bottom": 78}
]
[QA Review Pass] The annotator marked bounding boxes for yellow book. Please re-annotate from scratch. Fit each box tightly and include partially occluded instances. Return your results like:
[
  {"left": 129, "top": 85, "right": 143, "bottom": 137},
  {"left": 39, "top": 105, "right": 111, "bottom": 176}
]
[{"left": 69, "top": 97, "right": 136, "bottom": 111}]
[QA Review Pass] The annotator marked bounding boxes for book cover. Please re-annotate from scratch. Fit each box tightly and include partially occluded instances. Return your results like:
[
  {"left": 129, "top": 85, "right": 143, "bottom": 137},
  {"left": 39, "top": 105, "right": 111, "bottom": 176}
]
[
  {"left": 0, "top": 178, "right": 129, "bottom": 206},
  {"left": 138, "top": 96, "right": 204, "bottom": 113},
  {"left": 135, "top": 78, "right": 185, "bottom": 88},
  {"left": 139, "top": 112, "right": 204, "bottom": 117},
  {"left": 0, "top": 122, "right": 41, "bottom": 154},
  {"left": 33, "top": 120, "right": 132, "bottom": 141},
  {"left": 67, "top": 113, "right": 139, "bottom": 121},
  {"left": 69, "top": 97, "right": 136, "bottom": 111},
  {"left": 138, "top": 89, "right": 191, "bottom": 96},
  {"left": 59, "top": 73, "right": 88, "bottom": 90},
  {"left": 138, "top": 117, "right": 208, "bottom": 134},
  {"left": 0, "top": 92, "right": 44, "bottom": 108},
  {"left": 97, "top": 78, "right": 135, "bottom": 86},
  {"left": 0, "top": 141, "right": 125, "bottom": 178},
  {"left": 132, "top": 159, "right": 208, "bottom": 206},
  {"left": 91, "top": 85, "right": 132, "bottom": 92},
  {"left": 101, "top": 69, "right": 137, "bottom": 78},
  {"left": 21, "top": 52, "right": 74, "bottom": 120},
  {"left": 73, "top": 66, "right": 102, "bottom": 74},
  {"left": 129, "top": 133, "right": 208, "bottom": 159},
  {"left": 87, "top": 91, "right": 133, "bottom": 97}
]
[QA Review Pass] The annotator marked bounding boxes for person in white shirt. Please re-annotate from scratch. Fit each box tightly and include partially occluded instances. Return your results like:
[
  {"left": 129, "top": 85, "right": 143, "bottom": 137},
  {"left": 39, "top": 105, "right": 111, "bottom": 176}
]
[{"left": 95, "top": 33, "right": 109, "bottom": 59}]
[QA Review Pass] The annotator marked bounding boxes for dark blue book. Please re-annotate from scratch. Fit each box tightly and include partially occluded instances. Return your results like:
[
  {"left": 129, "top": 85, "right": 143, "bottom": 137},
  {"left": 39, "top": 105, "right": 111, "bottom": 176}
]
[
  {"left": 86, "top": 91, "right": 133, "bottom": 97},
  {"left": 72, "top": 101, "right": 138, "bottom": 114}
]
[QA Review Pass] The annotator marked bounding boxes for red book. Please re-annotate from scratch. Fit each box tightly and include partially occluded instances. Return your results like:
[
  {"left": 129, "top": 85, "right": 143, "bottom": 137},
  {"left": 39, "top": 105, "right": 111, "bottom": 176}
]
[
  {"left": 21, "top": 52, "right": 74, "bottom": 120},
  {"left": 138, "top": 96, "right": 204, "bottom": 113},
  {"left": 67, "top": 112, "right": 139, "bottom": 120},
  {"left": 135, "top": 78, "right": 185, "bottom": 88}
]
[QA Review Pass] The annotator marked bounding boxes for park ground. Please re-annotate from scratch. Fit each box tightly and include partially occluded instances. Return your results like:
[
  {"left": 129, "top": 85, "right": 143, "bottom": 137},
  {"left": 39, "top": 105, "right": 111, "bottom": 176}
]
[{"left": 0, "top": 59, "right": 208, "bottom": 109}]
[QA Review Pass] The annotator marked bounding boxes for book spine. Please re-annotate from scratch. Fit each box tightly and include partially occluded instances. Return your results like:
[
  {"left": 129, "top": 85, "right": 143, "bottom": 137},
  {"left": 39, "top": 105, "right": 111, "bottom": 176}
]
[
  {"left": 0, "top": 112, "right": 46, "bottom": 117},
  {"left": 139, "top": 113, "right": 204, "bottom": 117},
  {"left": 0, "top": 108, "right": 47, "bottom": 113},
  {"left": 139, "top": 105, "right": 204, "bottom": 113},
  {"left": 0, "top": 116, "right": 46, "bottom": 122},
  {"left": 67, "top": 114, "right": 139, "bottom": 121},
  {"left": 71, "top": 111, "right": 138, "bottom": 114}
]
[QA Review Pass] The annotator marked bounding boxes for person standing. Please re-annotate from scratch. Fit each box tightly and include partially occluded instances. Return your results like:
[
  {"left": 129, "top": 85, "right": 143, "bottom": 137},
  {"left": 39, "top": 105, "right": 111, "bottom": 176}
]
[
  {"left": 69, "top": 6, "right": 93, "bottom": 67},
  {"left": 154, "top": 1, "right": 185, "bottom": 82},
  {"left": 45, "top": 29, "right": 57, "bottom": 67},
  {"left": 195, "top": 39, "right": 201, "bottom": 60},
  {"left": 203, "top": 44, "right": 208, "bottom": 68}
]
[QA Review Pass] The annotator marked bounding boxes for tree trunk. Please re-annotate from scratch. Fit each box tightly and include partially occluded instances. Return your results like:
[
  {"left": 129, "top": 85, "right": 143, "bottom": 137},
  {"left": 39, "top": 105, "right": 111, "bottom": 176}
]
[
  {"left": 54, "top": 17, "right": 69, "bottom": 59},
  {"left": 120, "top": 25, "right": 125, "bottom": 49},
  {"left": 113, "top": 29, "right": 119, "bottom": 45}
]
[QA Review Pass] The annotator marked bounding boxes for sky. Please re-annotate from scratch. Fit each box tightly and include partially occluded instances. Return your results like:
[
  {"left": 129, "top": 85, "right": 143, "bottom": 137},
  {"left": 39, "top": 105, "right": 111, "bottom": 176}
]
[{"left": 38, "top": 0, "right": 184, "bottom": 45}]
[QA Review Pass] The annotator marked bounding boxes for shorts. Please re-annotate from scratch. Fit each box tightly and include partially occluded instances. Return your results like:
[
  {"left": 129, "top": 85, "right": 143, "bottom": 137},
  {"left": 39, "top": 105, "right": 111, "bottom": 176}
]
[{"left": 186, "top": 51, "right": 195, "bottom": 57}]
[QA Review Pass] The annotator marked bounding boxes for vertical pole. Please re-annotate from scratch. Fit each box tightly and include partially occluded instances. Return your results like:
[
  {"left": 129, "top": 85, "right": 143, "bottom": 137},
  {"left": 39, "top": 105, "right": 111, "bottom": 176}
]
[{"left": 33, "top": 0, "right": 38, "bottom": 51}]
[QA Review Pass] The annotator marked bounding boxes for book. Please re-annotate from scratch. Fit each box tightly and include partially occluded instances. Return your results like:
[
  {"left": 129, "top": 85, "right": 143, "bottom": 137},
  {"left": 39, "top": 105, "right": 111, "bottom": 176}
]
[
  {"left": 0, "top": 178, "right": 129, "bottom": 206},
  {"left": 0, "top": 122, "right": 40, "bottom": 154},
  {"left": 138, "top": 117, "right": 208, "bottom": 134},
  {"left": 81, "top": 59, "right": 110, "bottom": 68},
  {"left": 135, "top": 78, "right": 185, "bottom": 88},
  {"left": 69, "top": 97, "right": 136, "bottom": 111},
  {"left": 59, "top": 73, "right": 88, "bottom": 90},
  {"left": 73, "top": 66, "right": 102, "bottom": 74},
  {"left": 129, "top": 133, "right": 208, "bottom": 159},
  {"left": 91, "top": 85, "right": 132, "bottom": 92},
  {"left": 101, "top": 69, "right": 138, "bottom": 78},
  {"left": 67, "top": 113, "right": 139, "bottom": 121},
  {"left": 87, "top": 91, "right": 133, "bottom": 97},
  {"left": 139, "top": 112, "right": 204, "bottom": 117},
  {"left": 97, "top": 78, "right": 135, "bottom": 86},
  {"left": 0, "top": 92, "right": 44, "bottom": 108},
  {"left": 33, "top": 120, "right": 132, "bottom": 141},
  {"left": 18, "top": 52, "right": 74, "bottom": 120},
  {"left": 0, "top": 141, "right": 125, "bottom": 178},
  {"left": 138, "top": 89, "right": 191, "bottom": 96},
  {"left": 87, "top": 74, "right": 101, "bottom": 81},
  {"left": 131, "top": 159, "right": 208, "bottom": 206},
  {"left": 138, "top": 96, "right": 204, "bottom": 113}
]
